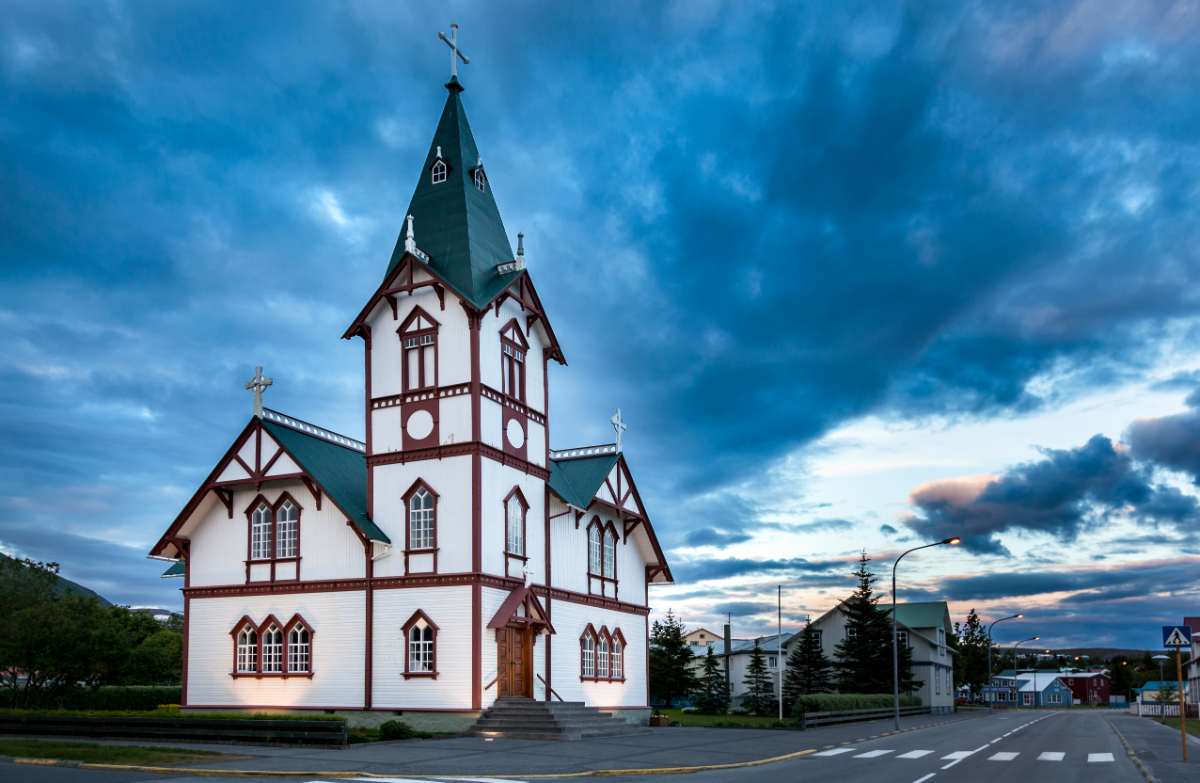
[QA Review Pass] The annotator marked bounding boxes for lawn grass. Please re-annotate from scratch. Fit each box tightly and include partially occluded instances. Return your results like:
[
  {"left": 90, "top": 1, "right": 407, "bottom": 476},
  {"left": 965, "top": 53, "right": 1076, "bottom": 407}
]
[
  {"left": 656, "top": 708, "right": 794, "bottom": 729},
  {"left": 0, "top": 738, "right": 223, "bottom": 765},
  {"left": 1159, "top": 717, "right": 1200, "bottom": 737},
  {"left": 0, "top": 707, "right": 343, "bottom": 721}
]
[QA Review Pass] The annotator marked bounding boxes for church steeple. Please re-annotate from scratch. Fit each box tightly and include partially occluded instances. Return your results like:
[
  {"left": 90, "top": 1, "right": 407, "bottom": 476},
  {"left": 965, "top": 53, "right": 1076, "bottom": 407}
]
[{"left": 385, "top": 78, "right": 519, "bottom": 310}]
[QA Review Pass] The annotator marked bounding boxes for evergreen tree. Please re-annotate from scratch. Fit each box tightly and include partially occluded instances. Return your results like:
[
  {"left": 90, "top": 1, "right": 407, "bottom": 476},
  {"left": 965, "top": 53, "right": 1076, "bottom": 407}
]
[
  {"left": 952, "top": 609, "right": 989, "bottom": 699},
  {"left": 648, "top": 610, "right": 697, "bottom": 708},
  {"left": 694, "top": 647, "right": 730, "bottom": 714},
  {"left": 783, "top": 622, "right": 831, "bottom": 712},
  {"left": 741, "top": 641, "right": 774, "bottom": 716},
  {"left": 833, "top": 553, "right": 917, "bottom": 694}
]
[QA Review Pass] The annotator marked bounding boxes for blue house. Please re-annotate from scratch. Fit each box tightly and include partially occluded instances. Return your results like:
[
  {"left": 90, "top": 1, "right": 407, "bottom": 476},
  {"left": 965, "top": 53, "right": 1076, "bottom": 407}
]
[{"left": 985, "top": 672, "right": 1073, "bottom": 708}]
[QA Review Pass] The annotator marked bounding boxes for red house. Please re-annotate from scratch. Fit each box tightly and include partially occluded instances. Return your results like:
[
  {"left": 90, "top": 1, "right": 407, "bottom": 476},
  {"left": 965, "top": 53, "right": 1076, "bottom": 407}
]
[{"left": 1057, "top": 671, "right": 1111, "bottom": 705}]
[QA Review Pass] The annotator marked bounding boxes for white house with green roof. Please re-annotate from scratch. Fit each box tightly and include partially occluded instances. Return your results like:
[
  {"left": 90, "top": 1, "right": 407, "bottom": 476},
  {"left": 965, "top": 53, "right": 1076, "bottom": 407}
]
[
  {"left": 810, "top": 600, "right": 956, "bottom": 713},
  {"left": 149, "top": 44, "right": 671, "bottom": 729}
]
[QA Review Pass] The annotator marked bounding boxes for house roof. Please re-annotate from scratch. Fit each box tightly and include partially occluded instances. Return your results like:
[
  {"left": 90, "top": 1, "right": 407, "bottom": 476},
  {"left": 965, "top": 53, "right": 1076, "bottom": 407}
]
[
  {"left": 882, "top": 602, "right": 951, "bottom": 632},
  {"left": 161, "top": 561, "right": 184, "bottom": 578},
  {"left": 260, "top": 415, "right": 388, "bottom": 544},
  {"left": 699, "top": 634, "right": 796, "bottom": 655},
  {"left": 1015, "top": 672, "right": 1068, "bottom": 692},
  {"left": 548, "top": 450, "right": 618, "bottom": 509},
  {"left": 384, "top": 78, "right": 520, "bottom": 310}
]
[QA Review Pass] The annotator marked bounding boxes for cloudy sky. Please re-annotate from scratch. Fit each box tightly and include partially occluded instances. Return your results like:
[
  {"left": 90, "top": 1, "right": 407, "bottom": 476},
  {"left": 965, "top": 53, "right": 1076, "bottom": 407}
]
[{"left": 3, "top": 1, "right": 1199, "bottom": 651}]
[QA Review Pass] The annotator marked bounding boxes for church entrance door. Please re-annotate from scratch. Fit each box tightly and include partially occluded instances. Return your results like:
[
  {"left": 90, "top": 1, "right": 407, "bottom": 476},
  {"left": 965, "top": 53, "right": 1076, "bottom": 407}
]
[{"left": 496, "top": 626, "right": 532, "bottom": 698}]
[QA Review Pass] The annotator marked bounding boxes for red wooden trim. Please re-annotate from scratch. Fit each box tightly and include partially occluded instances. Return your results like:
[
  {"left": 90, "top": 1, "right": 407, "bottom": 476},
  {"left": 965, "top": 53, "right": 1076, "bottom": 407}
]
[
  {"left": 467, "top": 302, "right": 482, "bottom": 712},
  {"left": 366, "top": 441, "right": 550, "bottom": 480},
  {"left": 363, "top": 537, "right": 373, "bottom": 709},
  {"left": 181, "top": 593, "right": 190, "bottom": 706},
  {"left": 300, "top": 476, "right": 323, "bottom": 510},
  {"left": 401, "top": 608, "right": 440, "bottom": 680},
  {"left": 402, "top": 478, "right": 439, "bottom": 575},
  {"left": 282, "top": 613, "right": 315, "bottom": 676},
  {"left": 502, "top": 486, "right": 529, "bottom": 568}
]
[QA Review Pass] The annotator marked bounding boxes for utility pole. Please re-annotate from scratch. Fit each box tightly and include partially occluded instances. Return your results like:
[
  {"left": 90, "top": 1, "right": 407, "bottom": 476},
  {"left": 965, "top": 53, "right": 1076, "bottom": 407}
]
[{"left": 777, "top": 585, "right": 783, "bottom": 722}]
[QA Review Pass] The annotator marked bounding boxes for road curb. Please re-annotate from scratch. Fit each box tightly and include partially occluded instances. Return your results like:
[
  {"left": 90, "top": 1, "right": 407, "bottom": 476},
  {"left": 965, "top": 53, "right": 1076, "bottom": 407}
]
[
  {"left": 5, "top": 714, "right": 980, "bottom": 778},
  {"left": 1106, "top": 717, "right": 1159, "bottom": 783}
]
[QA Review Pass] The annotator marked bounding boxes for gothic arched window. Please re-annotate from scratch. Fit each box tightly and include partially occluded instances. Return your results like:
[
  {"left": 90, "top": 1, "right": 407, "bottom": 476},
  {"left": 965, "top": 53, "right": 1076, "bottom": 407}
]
[
  {"left": 235, "top": 622, "right": 258, "bottom": 674},
  {"left": 499, "top": 320, "right": 528, "bottom": 402},
  {"left": 504, "top": 488, "right": 527, "bottom": 557},
  {"left": 588, "top": 521, "right": 602, "bottom": 576},
  {"left": 603, "top": 525, "right": 617, "bottom": 579},
  {"left": 474, "top": 167, "right": 486, "bottom": 192},
  {"left": 261, "top": 623, "right": 283, "bottom": 673},
  {"left": 597, "top": 629, "right": 611, "bottom": 678},
  {"left": 250, "top": 501, "right": 272, "bottom": 560},
  {"left": 275, "top": 499, "right": 298, "bottom": 558},
  {"left": 611, "top": 629, "right": 625, "bottom": 680},
  {"left": 431, "top": 158, "right": 447, "bottom": 185},
  {"left": 286, "top": 619, "right": 311, "bottom": 674},
  {"left": 402, "top": 610, "right": 438, "bottom": 678},
  {"left": 405, "top": 482, "right": 436, "bottom": 551},
  {"left": 398, "top": 306, "right": 439, "bottom": 393},
  {"left": 580, "top": 625, "right": 597, "bottom": 679}
]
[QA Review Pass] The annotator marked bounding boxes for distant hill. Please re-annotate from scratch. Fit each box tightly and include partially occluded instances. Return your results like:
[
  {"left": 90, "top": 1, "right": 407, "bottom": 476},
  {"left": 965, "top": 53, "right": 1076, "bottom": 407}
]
[
  {"left": 0, "top": 553, "right": 110, "bottom": 605},
  {"left": 1040, "top": 647, "right": 1155, "bottom": 661}
]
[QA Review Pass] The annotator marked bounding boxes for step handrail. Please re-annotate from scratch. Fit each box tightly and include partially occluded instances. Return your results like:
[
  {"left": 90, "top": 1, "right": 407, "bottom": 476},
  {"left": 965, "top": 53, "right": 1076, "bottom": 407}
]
[{"left": 536, "top": 674, "right": 564, "bottom": 702}]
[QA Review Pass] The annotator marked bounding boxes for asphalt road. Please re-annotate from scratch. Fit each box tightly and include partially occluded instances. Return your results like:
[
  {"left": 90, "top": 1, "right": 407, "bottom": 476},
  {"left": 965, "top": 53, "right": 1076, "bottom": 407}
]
[{"left": 0, "top": 711, "right": 1144, "bottom": 783}]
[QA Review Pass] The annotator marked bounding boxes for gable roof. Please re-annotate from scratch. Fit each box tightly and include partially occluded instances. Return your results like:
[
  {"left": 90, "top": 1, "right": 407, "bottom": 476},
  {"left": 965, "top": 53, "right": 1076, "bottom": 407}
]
[
  {"left": 548, "top": 451, "right": 618, "bottom": 509},
  {"left": 385, "top": 79, "right": 519, "bottom": 310},
  {"left": 883, "top": 602, "right": 952, "bottom": 633}
]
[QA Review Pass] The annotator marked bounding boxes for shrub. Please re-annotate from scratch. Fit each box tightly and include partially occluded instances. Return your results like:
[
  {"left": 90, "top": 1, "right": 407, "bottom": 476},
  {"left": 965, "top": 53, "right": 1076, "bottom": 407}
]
[
  {"left": 792, "top": 693, "right": 920, "bottom": 716},
  {"left": 2, "top": 686, "right": 183, "bottom": 711},
  {"left": 378, "top": 720, "right": 417, "bottom": 740}
]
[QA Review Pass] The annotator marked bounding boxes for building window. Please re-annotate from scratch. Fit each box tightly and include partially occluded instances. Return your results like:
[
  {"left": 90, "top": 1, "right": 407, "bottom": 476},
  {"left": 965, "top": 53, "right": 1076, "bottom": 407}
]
[
  {"left": 588, "top": 524, "right": 602, "bottom": 575},
  {"left": 587, "top": 518, "right": 618, "bottom": 583},
  {"left": 398, "top": 307, "right": 439, "bottom": 392},
  {"left": 432, "top": 159, "right": 447, "bottom": 184},
  {"left": 580, "top": 627, "right": 596, "bottom": 679},
  {"left": 236, "top": 625, "right": 257, "bottom": 673},
  {"left": 937, "top": 628, "right": 946, "bottom": 658},
  {"left": 603, "top": 526, "right": 616, "bottom": 578},
  {"left": 250, "top": 502, "right": 272, "bottom": 560},
  {"left": 896, "top": 630, "right": 909, "bottom": 648},
  {"left": 499, "top": 320, "right": 528, "bottom": 402},
  {"left": 286, "top": 621, "right": 311, "bottom": 674},
  {"left": 845, "top": 626, "right": 857, "bottom": 641},
  {"left": 474, "top": 167, "right": 486, "bottom": 192},
  {"left": 275, "top": 500, "right": 298, "bottom": 558},
  {"left": 504, "top": 488, "right": 527, "bottom": 557},
  {"left": 611, "top": 631, "right": 624, "bottom": 680},
  {"left": 812, "top": 629, "right": 822, "bottom": 646},
  {"left": 598, "top": 632, "right": 610, "bottom": 678},
  {"left": 404, "top": 481, "right": 437, "bottom": 552},
  {"left": 402, "top": 610, "right": 438, "bottom": 678},
  {"left": 768, "top": 655, "right": 778, "bottom": 669},
  {"left": 262, "top": 624, "right": 283, "bottom": 673}
]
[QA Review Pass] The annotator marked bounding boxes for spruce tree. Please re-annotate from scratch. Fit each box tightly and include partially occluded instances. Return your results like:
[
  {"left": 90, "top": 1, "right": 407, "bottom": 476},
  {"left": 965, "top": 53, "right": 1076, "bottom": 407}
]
[
  {"left": 952, "top": 609, "right": 989, "bottom": 699},
  {"left": 783, "top": 622, "right": 831, "bottom": 712},
  {"left": 694, "top": 647, "right": 730, "bottom": 714},
  {"left": 741, "top": 641, "right": 774, "bottom": 716},
  {"left": 833, "top": 552, "right": 916, "bottom": 694},
  {"left": 648, "top": 610, "right": 697, "bottom": 708}
]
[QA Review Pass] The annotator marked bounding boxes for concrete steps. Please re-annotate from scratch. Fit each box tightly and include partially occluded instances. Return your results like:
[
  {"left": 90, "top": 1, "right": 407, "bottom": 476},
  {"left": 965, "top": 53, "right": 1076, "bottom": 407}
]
[{"left": 471, "top": 697, "right": 639, "bottom": 740}]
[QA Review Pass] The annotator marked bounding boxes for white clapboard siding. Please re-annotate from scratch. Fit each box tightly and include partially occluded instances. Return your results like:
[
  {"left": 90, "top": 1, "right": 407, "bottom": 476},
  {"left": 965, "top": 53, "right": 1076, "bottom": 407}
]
[
  {"left": 372, "top": 585, "right": 474, "bottom": 709},
  {"left": 371, "top": 456, "right": 473, "bottom": 578},
  {"left": 480, "top": 460, "right": 546, "bottom": 579},
  {"left": 546, "top": 598, "right": 647, "bottom": 707},
  {"left": 187, "top": 591, "right": 366, "bottom": 708}
]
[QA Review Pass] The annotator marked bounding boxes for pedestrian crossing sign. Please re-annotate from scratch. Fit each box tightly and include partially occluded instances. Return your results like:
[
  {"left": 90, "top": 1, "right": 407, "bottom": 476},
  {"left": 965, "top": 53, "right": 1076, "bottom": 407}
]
[{"left": 1162, "top": 625, "right": 1191, "bottom": 648}]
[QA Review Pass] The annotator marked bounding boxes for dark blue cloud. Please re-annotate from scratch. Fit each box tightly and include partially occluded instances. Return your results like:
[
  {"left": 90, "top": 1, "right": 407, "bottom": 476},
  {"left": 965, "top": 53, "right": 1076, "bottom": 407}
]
[
  {"left": 1127, "top": 390, "right": 1200, "bottom": 484},
  {"left": 681, "top": 528, "right": 753, "bottom": 548},
  {"left": 670, "top": 557, "right": 847, "bottom": 584}
]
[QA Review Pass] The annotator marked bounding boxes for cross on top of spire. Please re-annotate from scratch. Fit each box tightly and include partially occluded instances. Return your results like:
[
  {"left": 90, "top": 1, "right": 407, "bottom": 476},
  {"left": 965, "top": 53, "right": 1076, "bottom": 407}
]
[
  {"left": 437, "top": 22, "right": 470, "bottom": 82},
  {"left": 611, "top": 408, "right": 628, "bottom": 452},
  {"left": 245, "top": 366, "right": 272, "bottom": 418}
]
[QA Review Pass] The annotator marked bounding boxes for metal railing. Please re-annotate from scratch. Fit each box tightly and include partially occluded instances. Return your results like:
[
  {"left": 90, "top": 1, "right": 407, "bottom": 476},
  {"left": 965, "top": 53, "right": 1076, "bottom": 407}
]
[{"left": 537, "top": 674, "right": 564, "bottom": 702}]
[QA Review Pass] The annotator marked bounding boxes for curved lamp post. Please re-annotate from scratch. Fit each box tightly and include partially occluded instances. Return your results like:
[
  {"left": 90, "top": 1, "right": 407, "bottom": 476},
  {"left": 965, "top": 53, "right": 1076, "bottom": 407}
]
[
  {"left": 1010, "top": 636, "right": 1040, "bottom": 705},
  {"left": 986, "top": 613, "right": 1023, "bottom": 708},
  {"left": 892, "top": 536, "right": 961, "bottom": 730}
]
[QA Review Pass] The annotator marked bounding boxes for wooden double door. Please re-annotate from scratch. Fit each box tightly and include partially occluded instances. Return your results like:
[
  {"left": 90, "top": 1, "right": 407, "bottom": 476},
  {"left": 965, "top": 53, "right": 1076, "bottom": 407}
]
[{"left": 496, "top": 626, "right": 533, "bottom": 698}]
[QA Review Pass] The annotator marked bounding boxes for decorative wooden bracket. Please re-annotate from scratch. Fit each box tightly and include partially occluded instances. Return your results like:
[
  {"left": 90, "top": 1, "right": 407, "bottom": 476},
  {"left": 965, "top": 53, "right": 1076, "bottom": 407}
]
[
  {"left": 213, "top": 488, "right": 234, "bottom": 518},
  {"left": 301, "top": 476, "right": 323, "bottom": 510}
]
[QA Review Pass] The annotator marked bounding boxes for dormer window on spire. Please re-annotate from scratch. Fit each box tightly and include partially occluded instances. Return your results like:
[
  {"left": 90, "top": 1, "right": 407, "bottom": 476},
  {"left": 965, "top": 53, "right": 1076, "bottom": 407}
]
[
  {"left": 473, "top": 158, "right": 486, "bottom": 192},
  {"left": 432, "top": 158, "right": 447, "bottom": 185}
]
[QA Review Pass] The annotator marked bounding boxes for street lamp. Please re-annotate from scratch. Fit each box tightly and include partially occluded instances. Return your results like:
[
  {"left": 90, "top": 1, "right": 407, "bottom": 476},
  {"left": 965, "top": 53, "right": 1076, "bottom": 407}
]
[
  {"left": 986, "top": 613, "right": 1023, "bottom": 707},
  {"left": 892, "top": 536, "right": 961, "bottom": 730},
  {"left": 1153, "top": 654, "right": 1169, "bottom": 686},
  {"left": 1008, "top": 636, "right": 1039, "bottom": 707}
]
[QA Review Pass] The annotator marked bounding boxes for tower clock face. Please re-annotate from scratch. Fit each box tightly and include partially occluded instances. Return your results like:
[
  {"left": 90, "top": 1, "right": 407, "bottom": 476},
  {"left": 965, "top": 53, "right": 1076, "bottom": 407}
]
[
  {"left": 506, "top": 418, "right": 525, "bottom": 449},
  {"left": 406, "top": 409, "right": 434, "bottom": 440}
]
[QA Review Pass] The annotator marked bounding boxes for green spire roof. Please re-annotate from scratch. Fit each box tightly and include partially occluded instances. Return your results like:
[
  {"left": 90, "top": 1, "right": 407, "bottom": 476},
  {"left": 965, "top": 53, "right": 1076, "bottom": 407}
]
[{"left": 386, "top": 78, "right": 521, "bottom": 309}]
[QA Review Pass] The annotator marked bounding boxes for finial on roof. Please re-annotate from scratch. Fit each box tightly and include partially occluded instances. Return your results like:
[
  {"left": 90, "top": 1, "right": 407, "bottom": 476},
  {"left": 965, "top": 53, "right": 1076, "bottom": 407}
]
[
  {"left": 435, "top": 145, "right": 442, "bottom": 159},
  {"left": 245, "top": 366, "right": 273, "bottom": 418},
  {"left": 404, "top": 214, "right": 417, "bottom": 255},
  {"left": 516, "top": 232, "right": 525, "bottom": 269},
  {"left": 437, "top": 22, "right": 470, "bottom": 84},
  {"left": 611, "top": 408, "right": 628, "bottom": 452}
]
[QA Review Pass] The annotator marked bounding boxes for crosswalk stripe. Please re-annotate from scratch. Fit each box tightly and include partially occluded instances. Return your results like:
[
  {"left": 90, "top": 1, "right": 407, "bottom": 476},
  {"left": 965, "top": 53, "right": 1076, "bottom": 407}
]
[
  {"left": 941, "top": 751, "right": 972, "bottom": 760},
  {"left": 1038, "top": 752, "right": 1065, "bottom": 761},
  {"left": 853, "top": 750, "right": 893, "bottom": 758},
  {"left": 814, "top": 748, "right": 857, "bottom": 757},
  {"left": 1088, "top": 753, "right": 1115, "bottom": 763},
  {"left": 897, "top": 750, "right": 935, "bottom": 759},
  {"left": 988, "top": 752, "right": 1019, "bottom": 761}
]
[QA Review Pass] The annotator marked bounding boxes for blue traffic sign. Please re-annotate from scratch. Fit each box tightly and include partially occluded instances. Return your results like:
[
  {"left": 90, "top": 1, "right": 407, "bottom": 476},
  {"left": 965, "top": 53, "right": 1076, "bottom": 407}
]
[{"left": 1162, "top": 625, "right": 1192, "bottom": 648}]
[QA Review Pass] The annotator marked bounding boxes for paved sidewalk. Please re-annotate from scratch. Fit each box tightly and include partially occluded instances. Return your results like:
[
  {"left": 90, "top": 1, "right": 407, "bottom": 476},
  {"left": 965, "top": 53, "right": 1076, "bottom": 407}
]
[
  {"left": 4, "top": 712, "right": 978, "bottom": 776},
  {"left": 1107, "top": 713, "right": 1199, "bottom": 783}
]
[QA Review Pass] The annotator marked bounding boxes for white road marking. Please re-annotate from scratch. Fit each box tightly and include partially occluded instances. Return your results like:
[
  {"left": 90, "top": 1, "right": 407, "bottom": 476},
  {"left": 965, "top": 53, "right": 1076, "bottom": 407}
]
[
  {"left": 940, "top": 751, "right": 972, "bottom": 760},
  {"left": 912, "top": 774, "right": 936, "bottom": 783},
  {"left": 1088, "top": 753, "right": 1115, "bottom": 763},
  {"left": 853, "top": 750, "right": 894, "bottom": 758},
  {"left": 941, "top": 744, "right": 989, "bottom": 770},
  {"left": 814, "top": 748, "right": 857, "bottom": 756},
  {"left": 897, "top": 750, "right": 935, "bottom": 759},
  {"left": 988, "top": 752, "right": 1019, "bottom": 761},
  {"left": 1038, "top": 752, "right": 1065, "bottom": 761}
]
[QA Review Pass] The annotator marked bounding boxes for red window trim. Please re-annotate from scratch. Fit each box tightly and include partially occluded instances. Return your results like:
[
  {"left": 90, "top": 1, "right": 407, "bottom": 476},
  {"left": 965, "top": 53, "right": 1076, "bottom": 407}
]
[
  {"left": 586, "top": 517, "right": 620, "bottom": 587},
  {"left": 397, "top": 305, "right": 440, "bottom": 393},
  {"left": 499, "top": 318, "right": 528, "bottom": 403},
  {"left": 401, "top": 609, "right": 439, "bottom": 679},
  {"left": 243, "top": 492, "right": 304, "bottom": 584},
  {"left": 503, "top": 486, "right": 529, "bottom": 565},
  {"left": 578, "top": 623, "right": 626, "bottom": 683},
  {"left": 230, "top": 613, "right": 315, "bottom": 679},
  {"left": 402, "top": 479, "right": 440, "bottom": 572}
]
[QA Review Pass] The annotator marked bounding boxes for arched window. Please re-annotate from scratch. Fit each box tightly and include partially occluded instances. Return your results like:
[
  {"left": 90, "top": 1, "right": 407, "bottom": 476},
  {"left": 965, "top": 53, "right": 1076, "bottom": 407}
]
[
  {"left": 431, "top": 158, "right": 447, "bottom": 184},
  {"left": 250, "top": 502, "right": 272, "bottom": 560},
  {"left": 474, "top": 167, "right": 486, "bottom": 192},
  {"left": 611, "top": 630, "right": 625, "bottom": 680},
  {"left": 402, "top": 610, "right": 439, "bottom": 678},
  {"left": 275, "top": 500, "right": 298, "bottom": 558},
  {"left": 406, "top": 483, "right": 436, "bottom": 551},
  {"left": 236, "top": 625, "right": 258, "bottom": 673},
  {"left": 287, "top": 622, "right": 311, "bottom": 674},
  {"left": 588, "top": 522, "right": 602, "bottom": 576},
  {"left": 499, "top": 320, "right": 528, "bottom": 402},
  {"left": 262, "top": 624, "right": 283, "bottom": 673},
  {"left": 603, "top": 526, "right": 617, "bottom": 578},
  {"left": 505, "top": 489, "right": 527, "bottom": 557},
  {"left": 597, "top": 631, "right": 610, "bottom": 678},
  {"left": 398, "top": 307, "right": 438, "bottom": 393},
  {"left": 580, "top": 627, "right": 596, "bottom": 679}
]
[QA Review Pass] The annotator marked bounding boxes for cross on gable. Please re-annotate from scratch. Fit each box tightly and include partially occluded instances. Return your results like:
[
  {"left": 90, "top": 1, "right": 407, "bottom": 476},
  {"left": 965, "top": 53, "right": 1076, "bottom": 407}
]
[
  {"left": 245, "top": 366, "right": 272, "bottom": 418},
  {"left": 437, "top": 22, "right": 470, "bottom": 79},
  {"left": 611, "top": 408, "right": 627, "bottom": 452}
]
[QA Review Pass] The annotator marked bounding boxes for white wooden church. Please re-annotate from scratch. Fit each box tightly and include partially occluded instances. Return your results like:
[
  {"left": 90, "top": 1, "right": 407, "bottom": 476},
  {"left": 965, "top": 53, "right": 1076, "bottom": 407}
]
[{"left": 150, "top": 32, "right": 671, "bottom": 728}]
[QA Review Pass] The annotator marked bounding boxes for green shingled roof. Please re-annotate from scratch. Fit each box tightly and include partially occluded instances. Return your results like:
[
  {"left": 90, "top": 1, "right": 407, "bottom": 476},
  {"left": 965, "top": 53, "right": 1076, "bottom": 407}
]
[
  {"left": 385, "top": 78, "right": 520, "bottom": 309},
  {"left": 261, "top": 418, "right": 389, "bottom": 544},
  {"left": 161, "top": 560, "right": 184, "bottom": 578},
  {"left": 884, "top": 602, "right": 951, "bottom": 632},
  {"left": 548, "top": 452, "right": 618, "bottom": 509}
]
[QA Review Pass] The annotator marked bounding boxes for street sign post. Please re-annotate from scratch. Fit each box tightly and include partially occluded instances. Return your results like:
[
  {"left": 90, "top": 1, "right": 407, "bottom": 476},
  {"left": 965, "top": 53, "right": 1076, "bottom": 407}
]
[{"left": 1162, "top": 625, "right": 1192, "bottom": 762}]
